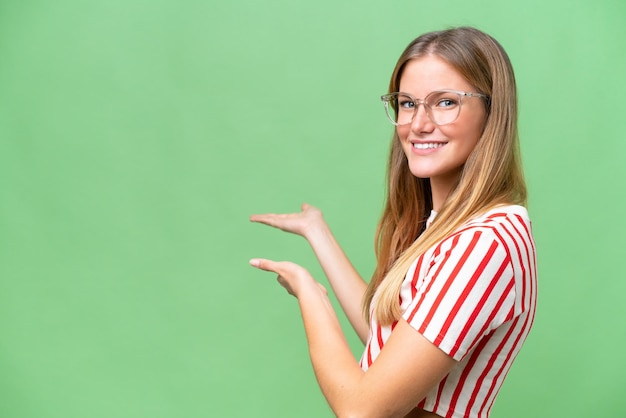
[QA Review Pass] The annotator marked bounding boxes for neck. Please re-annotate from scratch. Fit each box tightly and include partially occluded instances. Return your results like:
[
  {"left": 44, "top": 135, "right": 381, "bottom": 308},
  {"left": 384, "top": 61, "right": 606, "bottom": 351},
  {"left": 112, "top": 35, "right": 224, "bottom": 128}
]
[{"left": 430, "top": 173, "right": 460, "bottom": 211}]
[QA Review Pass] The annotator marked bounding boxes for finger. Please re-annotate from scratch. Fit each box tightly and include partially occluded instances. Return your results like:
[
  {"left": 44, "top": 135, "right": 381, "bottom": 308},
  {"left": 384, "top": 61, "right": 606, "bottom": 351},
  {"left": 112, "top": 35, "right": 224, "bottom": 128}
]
[
  {"left": 251, "top": 214, "right": 289, "bottom": 230},
  {"left": 249, "top": 213, "right": 276, "bottom": 224},
  {"left": 249, "top": 258, "right": 281, "bottom": 273},
  {"left": 277, "top": 275, "right": 296, "bottom": 297},
  {"left": 250, "top": 258, "right": 294, "bottom": 276},
  {"left": 276, "top": 274, "right": 287, "bottom": 287},
  {"left": 250, "top": 259, "right": 305, "bottom": 279}
]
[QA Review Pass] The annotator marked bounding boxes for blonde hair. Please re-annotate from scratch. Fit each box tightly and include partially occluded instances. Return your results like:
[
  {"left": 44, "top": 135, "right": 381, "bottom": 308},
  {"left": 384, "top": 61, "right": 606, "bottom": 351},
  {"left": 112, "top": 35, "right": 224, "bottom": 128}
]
[{"left": 364, "top": 27, "right": 527, "bottom": 324}]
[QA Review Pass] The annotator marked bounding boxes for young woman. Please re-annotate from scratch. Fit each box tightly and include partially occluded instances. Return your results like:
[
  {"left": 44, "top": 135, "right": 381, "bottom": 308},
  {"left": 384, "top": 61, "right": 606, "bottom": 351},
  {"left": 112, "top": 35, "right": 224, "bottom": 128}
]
[{"left": 249, "top": 26, "right": 537, "bottom": 418}]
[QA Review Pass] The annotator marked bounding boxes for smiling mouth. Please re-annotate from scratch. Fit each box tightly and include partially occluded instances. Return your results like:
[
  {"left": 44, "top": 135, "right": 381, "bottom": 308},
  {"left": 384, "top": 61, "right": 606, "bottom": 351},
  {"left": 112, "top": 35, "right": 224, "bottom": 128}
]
[{"left": 412, "top": 142, "right": 447, "bottom": 150}]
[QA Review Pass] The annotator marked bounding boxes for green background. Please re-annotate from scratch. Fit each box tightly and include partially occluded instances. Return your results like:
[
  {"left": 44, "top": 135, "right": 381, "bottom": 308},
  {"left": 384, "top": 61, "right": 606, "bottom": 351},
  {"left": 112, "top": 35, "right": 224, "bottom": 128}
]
[{"left": 1, "top": 0, "right": 624, "bottom": 417}]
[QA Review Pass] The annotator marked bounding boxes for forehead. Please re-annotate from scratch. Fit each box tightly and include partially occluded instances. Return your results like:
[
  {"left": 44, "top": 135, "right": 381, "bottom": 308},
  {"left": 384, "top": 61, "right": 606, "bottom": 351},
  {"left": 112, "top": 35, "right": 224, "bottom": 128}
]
[{"left": 398, "top": 55, "right": 473, "bottom": 95}]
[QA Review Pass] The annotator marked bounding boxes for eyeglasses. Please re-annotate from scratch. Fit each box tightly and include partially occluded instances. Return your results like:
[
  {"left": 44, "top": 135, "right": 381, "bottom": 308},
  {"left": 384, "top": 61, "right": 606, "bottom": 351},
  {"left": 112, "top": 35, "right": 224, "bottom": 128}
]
[{"left": 381, "top": 90, "right": 489, "bottom": 126}]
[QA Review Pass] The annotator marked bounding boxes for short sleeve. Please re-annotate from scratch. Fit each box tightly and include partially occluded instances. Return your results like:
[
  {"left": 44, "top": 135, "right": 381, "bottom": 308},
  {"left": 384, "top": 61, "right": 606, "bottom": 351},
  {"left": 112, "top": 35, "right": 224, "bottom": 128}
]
[{"left": 402, "top": 228, "right": 516, "bottom": 361}]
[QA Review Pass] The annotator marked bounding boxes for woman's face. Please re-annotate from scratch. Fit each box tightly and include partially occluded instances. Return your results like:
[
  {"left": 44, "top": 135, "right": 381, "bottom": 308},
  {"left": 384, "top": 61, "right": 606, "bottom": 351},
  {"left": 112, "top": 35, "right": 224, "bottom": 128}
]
[{"left": 397, "top": 55, "right": 487, "bottom": 190}]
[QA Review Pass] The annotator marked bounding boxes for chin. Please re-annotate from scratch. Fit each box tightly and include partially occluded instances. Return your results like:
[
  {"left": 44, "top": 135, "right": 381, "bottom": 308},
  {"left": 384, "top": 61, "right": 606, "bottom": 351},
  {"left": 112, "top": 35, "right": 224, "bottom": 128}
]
[{"left": 407, "top": 164, "right": 437, "bottom": 180}]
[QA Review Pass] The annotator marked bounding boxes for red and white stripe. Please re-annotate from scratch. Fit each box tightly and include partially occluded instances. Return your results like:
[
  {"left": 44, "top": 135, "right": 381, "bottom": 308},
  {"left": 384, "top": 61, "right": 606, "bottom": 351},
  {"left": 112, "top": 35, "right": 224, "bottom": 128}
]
[{"left": 360, "top": 205, "right": 537, "bottom": 418}]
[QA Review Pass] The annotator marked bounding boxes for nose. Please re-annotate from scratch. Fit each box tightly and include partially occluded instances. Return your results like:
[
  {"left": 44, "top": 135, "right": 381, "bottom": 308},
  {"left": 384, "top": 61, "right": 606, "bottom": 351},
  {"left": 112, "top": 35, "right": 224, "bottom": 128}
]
[{"left": 410, "top": 102, "right": 435, "bottom": 133}]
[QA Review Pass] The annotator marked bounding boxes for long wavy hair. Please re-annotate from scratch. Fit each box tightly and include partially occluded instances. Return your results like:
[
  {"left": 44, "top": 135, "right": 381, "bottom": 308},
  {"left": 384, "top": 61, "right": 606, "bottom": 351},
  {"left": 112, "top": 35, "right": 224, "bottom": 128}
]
[{"left": 364, "top": 27, "right": 527, "bottom": 324}]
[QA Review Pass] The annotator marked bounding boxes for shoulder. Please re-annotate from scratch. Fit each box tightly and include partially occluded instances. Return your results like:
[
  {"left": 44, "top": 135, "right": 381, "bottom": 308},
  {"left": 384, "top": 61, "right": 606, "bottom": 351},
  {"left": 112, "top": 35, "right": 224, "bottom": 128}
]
[
  {"left": 462, "top": 205, "right": 530, "bottom": 232},
  {"left": 449, "top": 205, "right": 532, "bottom": 247},
  {"left": 429, "top": 205, "right": 534, "bottom": 268}
]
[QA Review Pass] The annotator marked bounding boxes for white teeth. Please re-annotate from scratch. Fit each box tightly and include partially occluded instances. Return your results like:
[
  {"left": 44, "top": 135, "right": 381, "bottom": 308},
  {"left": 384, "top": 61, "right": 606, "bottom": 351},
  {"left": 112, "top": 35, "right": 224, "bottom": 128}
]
[{"left": 413, "top": 142, "right": 446, "bottom": 149}]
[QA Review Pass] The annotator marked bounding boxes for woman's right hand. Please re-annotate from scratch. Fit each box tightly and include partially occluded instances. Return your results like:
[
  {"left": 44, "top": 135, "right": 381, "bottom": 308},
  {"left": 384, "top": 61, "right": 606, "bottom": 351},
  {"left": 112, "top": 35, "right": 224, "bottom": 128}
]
[{"left": 250, "top": 203, "right": 325, "bottom": 239}]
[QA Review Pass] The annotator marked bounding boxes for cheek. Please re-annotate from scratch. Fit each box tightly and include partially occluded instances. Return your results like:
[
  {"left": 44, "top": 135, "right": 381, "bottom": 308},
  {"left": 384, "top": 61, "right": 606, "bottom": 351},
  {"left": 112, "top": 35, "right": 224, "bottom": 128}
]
[
  {"left": 396, "top": 126, "right": 410, "bottom": 143},
  {"left": 463, "top": 110, "right": 488, "bottom": 140},
  {"left": 466, "top": 120, "right": 486, "bottom": 146},
  {"left": 395, "top": 127, "right": 411, "bottom": 154},
  {"left": 396, "top": 125, "right": 407, "bottom": 137},
  {"left": 441, "top": 118, "right": 484, "bottom": 143}
]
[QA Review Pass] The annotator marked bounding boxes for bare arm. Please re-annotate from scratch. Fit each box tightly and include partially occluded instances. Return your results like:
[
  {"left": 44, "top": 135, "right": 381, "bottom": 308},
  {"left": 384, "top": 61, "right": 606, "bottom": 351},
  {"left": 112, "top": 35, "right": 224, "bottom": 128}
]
[
  {"left": 249, "top": 259, "right": 456, "bottom": 418},
  {"left": 250, "top": 203, "right": 369, "bottom": 342}
]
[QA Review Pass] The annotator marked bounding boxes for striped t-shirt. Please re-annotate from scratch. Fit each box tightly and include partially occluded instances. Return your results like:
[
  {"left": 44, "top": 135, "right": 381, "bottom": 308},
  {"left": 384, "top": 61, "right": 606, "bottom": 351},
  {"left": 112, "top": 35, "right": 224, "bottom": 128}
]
[{"left": 360, "top": 205, "right": 537, "bottom": 418}]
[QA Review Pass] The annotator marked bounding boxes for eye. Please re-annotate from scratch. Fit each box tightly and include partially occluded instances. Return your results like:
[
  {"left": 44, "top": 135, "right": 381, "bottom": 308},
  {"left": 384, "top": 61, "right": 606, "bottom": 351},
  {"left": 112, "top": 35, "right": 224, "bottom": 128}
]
[
  {"left": 398, "top": 98, "right": 415, "bottom": 109},
  {"left": 427, "top": 91, "right": 460, "bottom": 109},
  {"left": 437, "top": 98, "right": 457, "bottom": 108}
]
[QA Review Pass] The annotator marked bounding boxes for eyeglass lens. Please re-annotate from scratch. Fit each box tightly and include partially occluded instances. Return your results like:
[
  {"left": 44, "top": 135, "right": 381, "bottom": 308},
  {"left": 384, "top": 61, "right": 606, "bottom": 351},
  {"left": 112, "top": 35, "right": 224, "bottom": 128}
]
[{"left": 385, "top": 91, "right": 462, "bottom": 126}]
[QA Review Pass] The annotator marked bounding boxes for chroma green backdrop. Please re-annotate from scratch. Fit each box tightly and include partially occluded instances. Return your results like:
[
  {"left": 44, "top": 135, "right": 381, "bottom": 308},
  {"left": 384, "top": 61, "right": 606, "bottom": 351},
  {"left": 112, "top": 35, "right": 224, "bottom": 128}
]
[{"left": 1, "top": 0, "right": 624, "bottom": 417}]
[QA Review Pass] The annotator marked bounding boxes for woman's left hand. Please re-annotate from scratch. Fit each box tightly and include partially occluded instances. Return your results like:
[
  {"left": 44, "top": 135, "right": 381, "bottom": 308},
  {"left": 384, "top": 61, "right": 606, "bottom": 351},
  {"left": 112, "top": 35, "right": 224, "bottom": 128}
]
[{"left": 249, "top": 258, "right": 326, "bottom": 298}]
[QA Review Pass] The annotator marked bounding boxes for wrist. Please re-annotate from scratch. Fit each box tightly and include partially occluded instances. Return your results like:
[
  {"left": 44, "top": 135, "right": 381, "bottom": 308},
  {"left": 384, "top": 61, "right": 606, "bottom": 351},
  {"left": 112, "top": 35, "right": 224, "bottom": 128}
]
[
  {"left": 303, "top": 219, "right": 332, "bottom": 245},
  {"left": 297, "top": 282, "right": 333, "bottom": 317}
]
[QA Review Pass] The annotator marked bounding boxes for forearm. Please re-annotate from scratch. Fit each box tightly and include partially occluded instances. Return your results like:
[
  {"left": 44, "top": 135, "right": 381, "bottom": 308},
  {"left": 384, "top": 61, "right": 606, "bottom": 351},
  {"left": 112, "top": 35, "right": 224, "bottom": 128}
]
[
  {"left": 250, "top": 257, "right": 455, "bottom": 418},
  {"left": 305, "top": 222, "right": 369, "bottom": 342},
  {"left": 297, "top": 285, "right": 368, "bottom": 417},
  {"left": 299, "top": 291, "right": 454, "bottom": 418}
]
